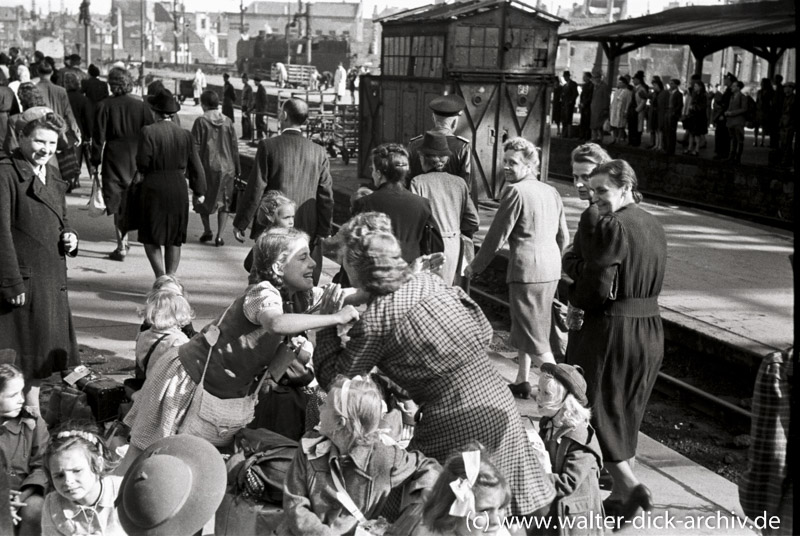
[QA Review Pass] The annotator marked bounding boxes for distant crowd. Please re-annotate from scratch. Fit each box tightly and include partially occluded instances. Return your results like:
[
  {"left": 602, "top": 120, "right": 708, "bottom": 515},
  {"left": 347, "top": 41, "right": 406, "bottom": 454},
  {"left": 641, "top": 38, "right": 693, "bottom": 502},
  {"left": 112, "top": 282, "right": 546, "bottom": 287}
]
[{"left": 552, "top": 69, "right": 796, "bottom": 167}]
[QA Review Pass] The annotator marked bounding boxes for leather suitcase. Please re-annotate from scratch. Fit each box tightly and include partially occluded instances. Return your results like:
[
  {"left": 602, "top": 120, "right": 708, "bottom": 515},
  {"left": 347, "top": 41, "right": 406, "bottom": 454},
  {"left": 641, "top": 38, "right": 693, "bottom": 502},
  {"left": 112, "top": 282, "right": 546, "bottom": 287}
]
[{"left": 61, "top": 366, "right": 126, "bottom": 423}]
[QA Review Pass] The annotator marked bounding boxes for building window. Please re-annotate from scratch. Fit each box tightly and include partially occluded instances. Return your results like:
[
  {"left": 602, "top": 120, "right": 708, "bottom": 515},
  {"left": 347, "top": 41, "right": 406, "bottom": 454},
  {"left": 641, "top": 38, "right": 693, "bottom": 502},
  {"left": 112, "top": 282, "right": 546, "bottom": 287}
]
[
  {"left": 219, "top": 37, "right": 227, "bottom": 57},
  {"left": 200, "top": 18, "right": 206, "bottom": 30},
  {"left": 316, "top": 29, "right": 322, "bottom": 36},
  {"left": 454, "top": 25, "right": 498, "bottom": 69},
  {"left": 570, "top": 46, "right": 575, "bottom": 57},
  {"left": 329, "top": 30, "right": 336, "bottom": 36},
  {"left": 343, "top": 30, "right": 349, "bottom": 36},
  {"left": 382, "top": 34, "right": 444, "bottom": 78}
]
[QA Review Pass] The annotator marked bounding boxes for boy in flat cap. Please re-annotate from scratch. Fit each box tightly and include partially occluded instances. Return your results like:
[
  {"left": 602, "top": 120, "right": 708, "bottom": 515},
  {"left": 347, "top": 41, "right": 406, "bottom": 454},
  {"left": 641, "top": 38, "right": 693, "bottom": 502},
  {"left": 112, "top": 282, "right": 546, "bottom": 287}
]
[{"left": 407, "top": 94, "right": 472, "bottom": 191}]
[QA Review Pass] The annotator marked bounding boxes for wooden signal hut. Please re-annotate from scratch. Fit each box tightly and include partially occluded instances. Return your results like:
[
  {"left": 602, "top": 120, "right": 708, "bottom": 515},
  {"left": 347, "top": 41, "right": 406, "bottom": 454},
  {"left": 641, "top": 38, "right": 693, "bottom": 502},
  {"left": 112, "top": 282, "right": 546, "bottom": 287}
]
[{"left": 360, "top": 0, "right": 565, "bottom": 200}]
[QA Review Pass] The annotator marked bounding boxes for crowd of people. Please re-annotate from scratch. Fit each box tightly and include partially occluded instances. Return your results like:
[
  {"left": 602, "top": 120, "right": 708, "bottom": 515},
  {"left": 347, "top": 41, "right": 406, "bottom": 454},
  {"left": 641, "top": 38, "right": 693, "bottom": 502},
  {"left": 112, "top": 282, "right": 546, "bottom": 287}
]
[
  {"left": 0, "top": 47, "right": 791, "bottom": 536},
  {"left": 554, "top": 69, "right": 796, "bottom": 166}
]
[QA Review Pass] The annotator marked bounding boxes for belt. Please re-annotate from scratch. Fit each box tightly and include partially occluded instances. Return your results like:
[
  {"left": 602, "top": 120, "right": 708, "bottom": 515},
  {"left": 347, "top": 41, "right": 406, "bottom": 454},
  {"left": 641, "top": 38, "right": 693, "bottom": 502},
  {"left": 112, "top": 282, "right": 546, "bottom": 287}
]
[
  {"left": 604, "top": 297, "right": 660, "bottom": 317},
  {"left": 440, "top": 231, "right": 458, "bottom": 239}
]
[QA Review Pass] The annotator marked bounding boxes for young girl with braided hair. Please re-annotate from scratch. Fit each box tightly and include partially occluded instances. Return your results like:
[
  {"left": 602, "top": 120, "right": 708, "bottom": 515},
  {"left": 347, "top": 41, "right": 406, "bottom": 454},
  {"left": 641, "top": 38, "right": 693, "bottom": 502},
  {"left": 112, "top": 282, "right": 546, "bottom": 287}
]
[{"left": 41, "top": 425, "right": 124, "bottom": 535}]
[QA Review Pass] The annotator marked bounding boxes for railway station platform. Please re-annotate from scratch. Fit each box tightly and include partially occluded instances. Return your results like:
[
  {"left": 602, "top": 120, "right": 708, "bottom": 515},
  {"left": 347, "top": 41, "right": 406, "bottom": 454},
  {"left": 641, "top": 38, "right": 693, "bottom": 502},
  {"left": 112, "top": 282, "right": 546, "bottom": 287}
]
[
  {"left": 61, "top": 186, "right": 766, "bottom": 534},
  {"left": 56, "top": 104, "right": 792, "bottom": 534}
]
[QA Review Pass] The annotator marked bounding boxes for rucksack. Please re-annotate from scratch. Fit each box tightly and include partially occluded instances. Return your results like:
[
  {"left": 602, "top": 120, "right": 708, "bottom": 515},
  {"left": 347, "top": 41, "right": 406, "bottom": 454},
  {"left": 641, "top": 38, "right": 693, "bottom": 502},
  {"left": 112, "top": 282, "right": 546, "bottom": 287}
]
[{"left": 226, "top": 428, "right": 298, "bottom": 504}]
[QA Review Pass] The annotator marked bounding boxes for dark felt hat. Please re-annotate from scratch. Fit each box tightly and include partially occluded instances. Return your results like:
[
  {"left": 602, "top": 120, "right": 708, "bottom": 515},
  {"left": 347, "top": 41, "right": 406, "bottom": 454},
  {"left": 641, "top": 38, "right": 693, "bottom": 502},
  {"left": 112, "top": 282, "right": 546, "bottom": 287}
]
[
  {"left": 429, "top": 94, "right": 465, "bottom": 116},
  {"left": 117, "top": 435, "right": 226, "bottom": 536},
  {"left": 419, "top": 131, "right": 451, "bottom": 157},
  {"left": 147, "top": 89, "right": 180, "bottom": 114},
  {"left": 67, "top": 53, "right": 82, "bottom": 63},
  {"left": 541, "top": 363, "right": 589, "bottom": 407}
]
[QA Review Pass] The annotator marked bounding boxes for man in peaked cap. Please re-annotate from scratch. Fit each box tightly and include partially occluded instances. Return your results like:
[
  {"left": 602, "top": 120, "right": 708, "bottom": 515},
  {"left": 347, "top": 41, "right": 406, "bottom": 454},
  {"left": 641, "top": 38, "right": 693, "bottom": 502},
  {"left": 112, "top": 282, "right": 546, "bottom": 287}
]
[{"left": 407, "top": 93, "right": 472, "bottom": 191}]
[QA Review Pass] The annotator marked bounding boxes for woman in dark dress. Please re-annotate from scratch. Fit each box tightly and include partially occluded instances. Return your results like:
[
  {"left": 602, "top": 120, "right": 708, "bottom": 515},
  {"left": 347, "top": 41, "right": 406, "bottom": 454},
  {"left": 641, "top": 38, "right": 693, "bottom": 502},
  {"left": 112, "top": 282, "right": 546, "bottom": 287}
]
[
  {"left": 685, "top": 80, "right": 708, "bottom": 156},
  {"left": 563, "top": 159, "right": 666, "bottom": 524},
  {"left": 136, "top": 90, "right": 206, "bottom": 277},
  {"left": 64, "top": 72, "right": 92, "bottom": 191},
  {"left": 92, "top": 67, "right": 153, "bottom": 261}
]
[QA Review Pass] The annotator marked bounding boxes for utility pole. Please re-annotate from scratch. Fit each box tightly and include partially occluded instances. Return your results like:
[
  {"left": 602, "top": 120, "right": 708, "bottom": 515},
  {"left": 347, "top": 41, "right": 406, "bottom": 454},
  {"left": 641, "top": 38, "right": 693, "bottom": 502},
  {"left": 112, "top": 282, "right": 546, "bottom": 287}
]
[
  {"left": 79, "top": 0, "right": 90, "bottom": 64},
  {"left": 182, "top": 3, "right": 188, "bottom": 72},
  {"left": 305, "top": 1, "right": 311, "bottom": 64},
  {"left": 140, "top": 0, "right": 145, "bottom": 92},
  {"left": 172, "top": 0, "right": 179, "bottom": 65}
]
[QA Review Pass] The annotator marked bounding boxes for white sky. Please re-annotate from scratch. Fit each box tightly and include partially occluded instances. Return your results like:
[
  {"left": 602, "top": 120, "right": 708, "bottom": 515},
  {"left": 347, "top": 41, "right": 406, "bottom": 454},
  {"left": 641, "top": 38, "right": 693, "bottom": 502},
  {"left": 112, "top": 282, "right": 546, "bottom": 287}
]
[{"left": 0, "top": 0, "right": 725, "bottom": 18}]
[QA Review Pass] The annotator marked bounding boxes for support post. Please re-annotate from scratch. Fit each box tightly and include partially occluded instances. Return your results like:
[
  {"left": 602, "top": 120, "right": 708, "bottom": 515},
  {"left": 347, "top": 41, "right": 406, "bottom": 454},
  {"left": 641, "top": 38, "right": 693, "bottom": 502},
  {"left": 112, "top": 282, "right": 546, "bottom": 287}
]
[{"left": 305, "top": 1, "right": 311, "bottom": 64}]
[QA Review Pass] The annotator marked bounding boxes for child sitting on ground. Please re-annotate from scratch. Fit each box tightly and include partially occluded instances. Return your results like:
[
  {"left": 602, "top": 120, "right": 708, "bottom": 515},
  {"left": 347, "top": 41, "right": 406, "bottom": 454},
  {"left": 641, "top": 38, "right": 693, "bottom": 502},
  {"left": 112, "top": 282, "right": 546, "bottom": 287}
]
[
  {"left": 138, "top": 274, "right": 197, "bottom": 338},
  {"left": 280, "top": 375, "right": 441, "bottom": 535},
  {"left": 537, "top": 363, "right": 604, "bottom": 535},
  {"left": 134, "top": 287, "right": 194, "bottom": 382},
  {"left": 0, "top": 364, "right": 49, "bottom": 535},
  {"left": 415, "top": 442, "right": 514, "bottom": 536},
  {"left": 41, "top": 426, "right": 124, "bottom": 535}
]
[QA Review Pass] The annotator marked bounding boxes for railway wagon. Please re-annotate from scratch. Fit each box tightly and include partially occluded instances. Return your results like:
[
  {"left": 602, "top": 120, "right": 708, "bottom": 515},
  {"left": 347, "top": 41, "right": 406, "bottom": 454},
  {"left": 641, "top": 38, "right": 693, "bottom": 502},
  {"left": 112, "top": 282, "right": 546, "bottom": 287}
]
[{"left": 237, "top": 34, "right": 349, "bottom": 81}]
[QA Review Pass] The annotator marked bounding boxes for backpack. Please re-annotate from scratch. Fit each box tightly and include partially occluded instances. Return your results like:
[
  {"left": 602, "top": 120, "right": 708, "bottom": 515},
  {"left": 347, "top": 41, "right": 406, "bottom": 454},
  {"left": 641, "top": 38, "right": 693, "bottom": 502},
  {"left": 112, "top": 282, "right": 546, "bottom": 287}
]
[{"left": 226, "top": 428, "right": 299, "bottom": 504}]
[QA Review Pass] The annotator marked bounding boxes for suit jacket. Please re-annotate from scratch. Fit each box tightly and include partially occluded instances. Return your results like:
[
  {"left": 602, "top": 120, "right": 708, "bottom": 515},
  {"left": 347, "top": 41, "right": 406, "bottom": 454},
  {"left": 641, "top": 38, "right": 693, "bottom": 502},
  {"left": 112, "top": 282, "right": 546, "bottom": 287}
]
[
  {"left": 668, "top": 89, "right": 684, "bottom": 124},
  {"left": 352, "top": 182, "right": 443, "bottom": 263},
  {"left": 36, "top": 79, "right": 80, "bottom": 142},
  {"left": 471, "top": 177, "right": 568, "bottom": 283},
  {"left": 234, "top": 129, "right": 333, "bottom": 241}
]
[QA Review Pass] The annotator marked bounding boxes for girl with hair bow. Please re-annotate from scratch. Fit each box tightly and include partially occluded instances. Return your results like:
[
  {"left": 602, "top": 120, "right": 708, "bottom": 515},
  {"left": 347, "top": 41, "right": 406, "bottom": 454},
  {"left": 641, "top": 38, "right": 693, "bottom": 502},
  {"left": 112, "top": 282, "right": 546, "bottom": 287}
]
[{"left": 415, "top": 443, "right": 514, "bottom": 536}]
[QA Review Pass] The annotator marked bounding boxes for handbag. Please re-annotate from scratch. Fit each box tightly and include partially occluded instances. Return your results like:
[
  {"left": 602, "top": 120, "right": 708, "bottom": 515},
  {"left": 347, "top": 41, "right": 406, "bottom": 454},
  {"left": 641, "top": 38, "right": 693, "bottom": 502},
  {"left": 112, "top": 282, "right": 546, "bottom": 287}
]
[
  {"left": 87, "top": 172, "right": 106, "bottom": 217},
  {"left": 271, "top": 337, "right": 314, "bottom": 387},
  {"left": 179, "top": 304, "right": 270, "bottom": 447},
  {"left": 118, "top": 172, "right": 143, "bottom": 234}
]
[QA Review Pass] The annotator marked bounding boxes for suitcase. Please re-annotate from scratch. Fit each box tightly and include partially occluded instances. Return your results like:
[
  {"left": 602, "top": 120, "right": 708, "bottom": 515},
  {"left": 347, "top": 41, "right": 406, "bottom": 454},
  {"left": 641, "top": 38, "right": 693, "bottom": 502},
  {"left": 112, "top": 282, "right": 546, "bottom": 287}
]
[{"left": 61, "top": 366, "right": 126, "bottom": 423}]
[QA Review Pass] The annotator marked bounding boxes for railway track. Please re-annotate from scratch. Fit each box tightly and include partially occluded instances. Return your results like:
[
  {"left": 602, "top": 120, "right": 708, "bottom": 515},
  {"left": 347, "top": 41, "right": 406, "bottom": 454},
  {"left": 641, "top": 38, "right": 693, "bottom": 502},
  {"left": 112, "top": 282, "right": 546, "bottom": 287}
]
[
  {"left": 548, "top": 171, "right": 793, "bottom": 232},
  {"left": 328, "top": 222, "right": 753, "bottom": 428},
  {"left": 465, "top": 279, "right": 754, "bottom": 428}
]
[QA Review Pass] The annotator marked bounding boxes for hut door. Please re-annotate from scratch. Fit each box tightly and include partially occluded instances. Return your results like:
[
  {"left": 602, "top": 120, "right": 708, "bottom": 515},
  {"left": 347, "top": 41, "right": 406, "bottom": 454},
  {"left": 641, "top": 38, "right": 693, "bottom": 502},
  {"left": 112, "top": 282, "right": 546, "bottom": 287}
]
[{"left": 454, "top": 81, "right": 502, "bottom": 200}]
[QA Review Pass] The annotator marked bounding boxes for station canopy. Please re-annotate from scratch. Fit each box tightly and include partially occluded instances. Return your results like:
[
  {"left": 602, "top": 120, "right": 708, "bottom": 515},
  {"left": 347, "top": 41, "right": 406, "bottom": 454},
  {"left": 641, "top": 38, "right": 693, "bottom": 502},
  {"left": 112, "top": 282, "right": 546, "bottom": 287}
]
[{"left": 560, "top": 0, "right": 795, "bottom": 68}]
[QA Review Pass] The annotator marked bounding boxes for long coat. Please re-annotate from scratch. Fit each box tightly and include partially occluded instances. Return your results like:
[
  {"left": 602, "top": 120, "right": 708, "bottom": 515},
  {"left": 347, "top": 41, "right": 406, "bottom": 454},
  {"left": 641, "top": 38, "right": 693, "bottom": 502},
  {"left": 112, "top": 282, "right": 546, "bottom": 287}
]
[
  {"left": 409, "top": 171, "right": 479, "bottom": 285},
  {"left": 0, "top": 86, "right": 20, "bottom": 154},
  {"left": 0, "top": 151, "right": 80, "bottom": 379},
  {"left": 590, "top": 81, "right": 611, "bottom": 130},
  {"left": 91, "top": 93, "right": 154, "bottom": 213},
  {"left": 233, "top": 130, "right": 333, "bottom": 242},
  {"left": 563, "top": 204, "right": 666, "bottom": 462},
  {"left": 191, "top": 110, "right": 240, "bottom": 215},
  {"left": 36, "top": 79, "right": 81, "bottom": 142}
]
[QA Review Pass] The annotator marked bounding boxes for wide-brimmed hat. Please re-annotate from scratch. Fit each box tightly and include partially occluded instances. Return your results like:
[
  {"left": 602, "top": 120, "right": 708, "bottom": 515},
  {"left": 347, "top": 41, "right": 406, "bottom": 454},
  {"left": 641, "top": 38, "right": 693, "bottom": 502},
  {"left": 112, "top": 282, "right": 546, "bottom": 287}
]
[
  {"left": 541, "top": 363, "right": 588, "bottom": 406},
  {"left": 147, "top": 89, "right": 180, "bottom": 114},
  {"left": 419, "top": 131, "right": 451, "bottom": 157},
  {"left": 117, "top": 435, "right": 226, "bottom": 536}
]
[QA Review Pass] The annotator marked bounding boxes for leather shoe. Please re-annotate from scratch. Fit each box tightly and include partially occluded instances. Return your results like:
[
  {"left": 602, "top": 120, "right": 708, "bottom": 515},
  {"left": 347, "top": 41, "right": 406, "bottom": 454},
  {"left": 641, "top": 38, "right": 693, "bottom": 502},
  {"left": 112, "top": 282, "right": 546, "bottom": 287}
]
[
  {"left": 108, "top": 249, "right": 126, "bottom": 262},
  {"left": 199, "top": 231, "right": 213, "bottom": 243},
  {"left": 508, "top": 382, "right": 532, "bottom": 399},
  {"left": 618, "top": 484, "right": 653, "bottom": 522},
  {"left": 215, "top": 237, "right": 225, "bottom": 247},
  {"left": 603, "top": 497, "right": 622, "bottom": 517}
]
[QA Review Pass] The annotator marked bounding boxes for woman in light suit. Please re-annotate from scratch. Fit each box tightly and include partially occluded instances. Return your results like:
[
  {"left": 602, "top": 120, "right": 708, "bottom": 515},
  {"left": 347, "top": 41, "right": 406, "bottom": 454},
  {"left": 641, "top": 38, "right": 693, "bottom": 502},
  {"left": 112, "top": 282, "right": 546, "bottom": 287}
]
[{"left": 465, "top": 137, "right": 569, "bottom": 399}]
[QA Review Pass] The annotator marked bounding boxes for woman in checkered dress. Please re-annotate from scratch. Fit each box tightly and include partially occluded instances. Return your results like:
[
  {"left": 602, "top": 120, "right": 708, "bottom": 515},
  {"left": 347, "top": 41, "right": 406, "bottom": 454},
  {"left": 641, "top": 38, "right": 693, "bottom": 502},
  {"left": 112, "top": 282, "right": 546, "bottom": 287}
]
[{"left": 315, "top": 215, "right": 555, "bottom": 517}]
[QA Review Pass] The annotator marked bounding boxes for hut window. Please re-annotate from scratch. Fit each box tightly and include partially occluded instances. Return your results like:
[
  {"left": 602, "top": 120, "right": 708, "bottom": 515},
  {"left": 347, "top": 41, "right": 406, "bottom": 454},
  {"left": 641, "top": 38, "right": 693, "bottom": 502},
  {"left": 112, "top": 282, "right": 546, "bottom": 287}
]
[
  {"left": 454, "top": 26, "right": 499, "bottom": 69},
  {"left": 382, "top": 35, "right": 444, "bottom": 78},
  {"left": 503, "top": 27, "right": 550, "bottom": 70}
]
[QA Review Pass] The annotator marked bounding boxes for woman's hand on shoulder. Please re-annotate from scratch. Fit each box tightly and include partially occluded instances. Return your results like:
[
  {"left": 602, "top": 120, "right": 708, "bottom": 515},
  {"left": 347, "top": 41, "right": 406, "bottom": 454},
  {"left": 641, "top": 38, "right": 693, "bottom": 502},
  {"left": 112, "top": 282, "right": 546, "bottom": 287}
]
[{"left": 411, "top": 252, "right": 445, "bottom": 276}]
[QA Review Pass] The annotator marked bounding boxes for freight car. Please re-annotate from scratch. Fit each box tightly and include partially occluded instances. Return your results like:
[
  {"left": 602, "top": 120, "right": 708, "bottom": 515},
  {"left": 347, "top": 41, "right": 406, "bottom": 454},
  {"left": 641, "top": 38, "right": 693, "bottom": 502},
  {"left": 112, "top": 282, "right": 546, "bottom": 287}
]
[{"left": 236, "top": 32, "right": 349, "bottom": 83}]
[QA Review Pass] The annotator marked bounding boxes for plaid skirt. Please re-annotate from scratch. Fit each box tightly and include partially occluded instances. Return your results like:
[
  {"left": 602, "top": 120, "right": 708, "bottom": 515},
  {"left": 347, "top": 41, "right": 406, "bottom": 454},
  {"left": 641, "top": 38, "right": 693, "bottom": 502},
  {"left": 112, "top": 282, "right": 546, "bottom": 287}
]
[{"left": 123, "top": 347, "right": 197, "bottom": 451}]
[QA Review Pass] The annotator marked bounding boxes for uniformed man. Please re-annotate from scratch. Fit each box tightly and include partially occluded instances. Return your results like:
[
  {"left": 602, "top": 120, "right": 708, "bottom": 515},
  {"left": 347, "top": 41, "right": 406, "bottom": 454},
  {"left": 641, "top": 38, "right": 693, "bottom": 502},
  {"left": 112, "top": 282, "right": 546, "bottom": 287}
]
[{"left": 407, "top": 94, "right": 472, "bottom": 189}]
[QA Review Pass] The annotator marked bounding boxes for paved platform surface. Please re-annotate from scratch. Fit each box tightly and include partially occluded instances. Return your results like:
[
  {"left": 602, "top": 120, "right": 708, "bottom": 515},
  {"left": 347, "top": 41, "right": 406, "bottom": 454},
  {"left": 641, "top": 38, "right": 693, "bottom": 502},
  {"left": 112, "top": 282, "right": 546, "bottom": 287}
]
[{"left": 58, "top": 104, "right": 792, "bottom": 534}]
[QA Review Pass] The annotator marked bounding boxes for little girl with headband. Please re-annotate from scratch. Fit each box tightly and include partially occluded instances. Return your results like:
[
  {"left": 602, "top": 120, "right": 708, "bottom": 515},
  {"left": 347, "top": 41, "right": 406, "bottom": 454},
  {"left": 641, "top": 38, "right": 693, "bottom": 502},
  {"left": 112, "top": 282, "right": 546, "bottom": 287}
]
[
  {"left": 279, "top": 375, "right": 441, "bottom": 535},
  {"left": 41, "top": 426, "right": 124, "bottom": 536},
  {"left": 415, "top": 443, "right": 513, "bottom": 536}
]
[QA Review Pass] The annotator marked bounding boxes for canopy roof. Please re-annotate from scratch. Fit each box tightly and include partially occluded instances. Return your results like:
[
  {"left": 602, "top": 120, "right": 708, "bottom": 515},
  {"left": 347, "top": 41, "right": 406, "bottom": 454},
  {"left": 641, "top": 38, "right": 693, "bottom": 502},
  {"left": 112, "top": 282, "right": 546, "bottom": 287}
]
[{"left": 560, "top": 1, "right": 795, "bottom": 51}]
